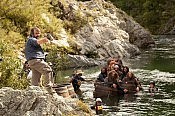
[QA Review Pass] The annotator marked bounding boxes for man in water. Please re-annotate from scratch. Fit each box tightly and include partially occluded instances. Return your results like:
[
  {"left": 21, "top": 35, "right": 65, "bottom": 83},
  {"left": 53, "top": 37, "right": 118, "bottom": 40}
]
[
  {"left": 71, "top": 70, "right": 85, "bottom": 92},
  {"left": 149, "top": 81, "right": 158, "bottom": 93}
]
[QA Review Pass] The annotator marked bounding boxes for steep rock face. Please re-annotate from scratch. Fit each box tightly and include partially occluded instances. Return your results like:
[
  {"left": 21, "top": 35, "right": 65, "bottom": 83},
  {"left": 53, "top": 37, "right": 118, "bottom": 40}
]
[
  {"left": 58, "top": 0, "right": 154, "bottom": 60},
  {"left": 115, "top": 9, "right": 155, "bottom": 48},
  {"left": 0, "top": 86, "right": 91, "bottom": 116},
  {"left": 75, "top": 16, "right": 140, "bottom": 59},
  {"left": 36, "top": 0, "right": 155, "bottom": 68},
  {"left": 67, "top": 54, "right": 101, "bottom": 68}
]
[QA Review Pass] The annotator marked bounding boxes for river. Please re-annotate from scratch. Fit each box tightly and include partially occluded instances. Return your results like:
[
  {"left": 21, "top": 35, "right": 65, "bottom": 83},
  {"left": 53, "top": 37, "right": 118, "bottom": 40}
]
[{"left": 56, "top": 35, "right": 175, "bottom": 115}]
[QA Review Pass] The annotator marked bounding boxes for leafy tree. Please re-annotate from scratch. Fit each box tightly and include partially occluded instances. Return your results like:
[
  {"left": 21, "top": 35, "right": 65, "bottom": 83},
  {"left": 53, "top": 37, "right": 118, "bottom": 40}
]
[{"left": 107, "top": 0, "right": 175, "bottom": 34}]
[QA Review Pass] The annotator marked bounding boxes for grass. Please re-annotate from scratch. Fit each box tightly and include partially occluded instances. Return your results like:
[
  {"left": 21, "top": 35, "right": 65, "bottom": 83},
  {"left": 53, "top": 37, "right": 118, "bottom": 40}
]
[{"left": 76, "top": 100, "right": 92, "bottom": 114}]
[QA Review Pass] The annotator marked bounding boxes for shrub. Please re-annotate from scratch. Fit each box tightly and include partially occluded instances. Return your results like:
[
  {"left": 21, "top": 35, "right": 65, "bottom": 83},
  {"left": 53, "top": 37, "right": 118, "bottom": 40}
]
[
  {"left": 0, "top": 29, "right": 29, "bottom": 89},
  {"left": 0, "top": 57, "right": 29, "bottom": 89}
]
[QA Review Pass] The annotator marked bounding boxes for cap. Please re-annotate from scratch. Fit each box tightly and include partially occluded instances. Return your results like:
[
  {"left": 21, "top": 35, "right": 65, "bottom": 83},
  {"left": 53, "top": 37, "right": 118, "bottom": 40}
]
[
  {"left": 96, "top": 98, "right": 102, "bottom": 102},
  {"left": 76, "top": 70, "right": 84, "bottom": 74},
  {"left": 149, "top": 81, "right": 155, "bottom": 85}
]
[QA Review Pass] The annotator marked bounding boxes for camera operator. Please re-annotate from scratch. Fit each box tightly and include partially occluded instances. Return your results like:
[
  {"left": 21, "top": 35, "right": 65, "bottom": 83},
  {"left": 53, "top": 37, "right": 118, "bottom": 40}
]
[{"left": 25, "top": 27, "right": 54, "bottom": 91}]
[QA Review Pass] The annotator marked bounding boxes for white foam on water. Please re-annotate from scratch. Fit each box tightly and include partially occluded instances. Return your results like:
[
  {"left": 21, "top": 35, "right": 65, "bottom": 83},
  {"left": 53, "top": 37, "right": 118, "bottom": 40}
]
[{"left": 132, "top": 69, "right": 175, "bottom": 83}]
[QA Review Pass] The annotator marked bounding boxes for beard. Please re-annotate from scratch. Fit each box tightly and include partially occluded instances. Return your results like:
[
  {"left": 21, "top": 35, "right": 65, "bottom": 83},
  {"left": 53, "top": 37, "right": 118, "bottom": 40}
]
[{"left": 34, "top": 35, "right": 40, "bottom": 39}]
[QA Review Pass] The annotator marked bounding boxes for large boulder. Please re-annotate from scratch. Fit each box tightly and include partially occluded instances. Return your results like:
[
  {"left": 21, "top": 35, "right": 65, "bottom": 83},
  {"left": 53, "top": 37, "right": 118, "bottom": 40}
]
[
  {"left": 57, "top": 0, "right": 154, "bottom": 60},
  {"left": 124, "top": 16, "right": 155, "bottom": 48},
  {"left": 73, "top": 0, "right": 142, "bottom": 59},
  {"left": 35, "top": 0, "right": 155, "bottom": 68},
  {"left": 67, "top": 54, "right": 100, "bottom": 68},
  {"left": 0, "top": 86, "right": 92, "bottom": 116}
]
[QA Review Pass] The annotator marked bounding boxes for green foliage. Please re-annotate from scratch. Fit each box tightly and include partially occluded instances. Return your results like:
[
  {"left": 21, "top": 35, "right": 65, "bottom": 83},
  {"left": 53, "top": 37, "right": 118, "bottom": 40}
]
[
  {"left": 41, "top": 40, "right": 75, "bottom": 84},
  {"left": 0, "top": 0, "right": 49, "bottom": 32},
  {"left": 0, "top": 0, "right": 63, "bottom": 38},
  {"left": 44, "top": 45, "right": 71, "bottom": 83},
  {"left": 46, "top": 46, "right": 70, "bottom": 70},
  {"left": 0, "top": 57, "right": 29, "bottom": 89},
  {"left": 0, "top": 29, "right": 29, "bottom": 89},
  {"left": 0, "top": 29, "right": 24, "bottom": 57},
  {"left": 0, "top": 0, "right": 66, "bottom": 89},
  {"left": 54, "top": 71, "right": 68, "bottom": 84},
  {"left": 76, "top": 100, "right": 92, "bottom": 113},
  {"left": 107, "top": 0, "right": 175, "bottom": 34},
  {"left": 63, "top": 15, "right": 87, "bottom": 34}
]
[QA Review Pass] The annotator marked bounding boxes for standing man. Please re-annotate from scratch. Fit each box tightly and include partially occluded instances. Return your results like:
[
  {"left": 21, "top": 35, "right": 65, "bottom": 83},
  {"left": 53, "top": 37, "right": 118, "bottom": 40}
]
[{"left": 25, "top": 27, "right": 54, "bottom": 88}]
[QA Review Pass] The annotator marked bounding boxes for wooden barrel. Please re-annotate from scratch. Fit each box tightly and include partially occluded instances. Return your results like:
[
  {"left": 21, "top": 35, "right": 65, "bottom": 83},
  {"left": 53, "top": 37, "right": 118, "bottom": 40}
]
[
  {"left": 122, "top": 83, "right": 137, "bottom": 93},
  {"left": 94, "top": 82, "right": 121, "bottom": 97},
  {"left": 67, "top": 84, "right": 77, "bottom": 98},
  {"left": 62, "top": 83, "right": 76, "bottom": 98},
  {"left": 53, "top": 85, "right": 70, "bottom": 98},
  {"left": 94, "top": 90, "right": 111, "bottom": 98}
]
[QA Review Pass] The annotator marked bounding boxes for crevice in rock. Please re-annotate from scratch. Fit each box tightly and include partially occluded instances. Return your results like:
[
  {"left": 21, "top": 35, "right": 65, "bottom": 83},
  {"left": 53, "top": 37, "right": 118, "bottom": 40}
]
[
  {"left": 29, "top": 98, "right": 39, "bottom": 111},
  {"left": 15, "top": 102, "right": 22, "bottom": 111}
]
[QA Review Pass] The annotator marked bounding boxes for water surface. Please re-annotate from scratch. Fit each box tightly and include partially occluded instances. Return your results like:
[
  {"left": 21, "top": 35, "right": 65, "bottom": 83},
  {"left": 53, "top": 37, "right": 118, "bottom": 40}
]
[{"left": 56, "top": 35, "right": 175, "bottom": 115}]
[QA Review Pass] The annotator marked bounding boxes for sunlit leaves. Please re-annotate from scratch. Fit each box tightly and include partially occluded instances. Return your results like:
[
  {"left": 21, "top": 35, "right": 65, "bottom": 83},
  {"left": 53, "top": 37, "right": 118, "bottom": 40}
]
[
  {"left": 0, "top": 0, "right": 51, "bottom": 32},
  {"left": 0, "top": 28, "right": 29, "bottom": 89}
]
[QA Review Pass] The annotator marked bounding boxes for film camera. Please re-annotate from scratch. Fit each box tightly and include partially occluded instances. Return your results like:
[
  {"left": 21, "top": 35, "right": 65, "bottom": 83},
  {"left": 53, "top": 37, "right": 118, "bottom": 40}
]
[{"left": 45, "top": 33, "right": 54, "bottom": 41}]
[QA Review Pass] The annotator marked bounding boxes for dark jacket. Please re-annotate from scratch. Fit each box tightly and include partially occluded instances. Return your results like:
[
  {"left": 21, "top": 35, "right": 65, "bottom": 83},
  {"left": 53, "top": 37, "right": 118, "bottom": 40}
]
[
  {"left": 122, "top": 76, "right": 140, "bottom": 93},
  {"left": 25, "top": 37, "right": 45, "bottom": 61},
  {"left": 97, "top": 73, "right": 107, "bottom": 82},
  {"left": 71, "top": 75, "right": 85, "bottom": 91}
]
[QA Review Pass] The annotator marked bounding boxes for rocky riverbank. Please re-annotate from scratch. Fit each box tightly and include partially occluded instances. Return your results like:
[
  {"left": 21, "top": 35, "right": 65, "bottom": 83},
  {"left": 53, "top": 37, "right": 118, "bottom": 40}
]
[{"left": 0, "top": 86, "right": 93, "bottom": 116}]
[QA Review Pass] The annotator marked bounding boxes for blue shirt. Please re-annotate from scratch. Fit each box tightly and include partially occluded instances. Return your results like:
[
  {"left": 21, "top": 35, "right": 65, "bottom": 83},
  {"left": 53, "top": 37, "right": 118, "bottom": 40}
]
[{"left": 25, "top": 37, "right": 45, "bottom": 61}]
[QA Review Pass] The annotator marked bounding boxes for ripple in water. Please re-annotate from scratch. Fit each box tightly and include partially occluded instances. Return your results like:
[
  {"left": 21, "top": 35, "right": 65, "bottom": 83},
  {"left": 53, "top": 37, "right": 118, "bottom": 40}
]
[{"left": 79, "top": 68, "right": 175, "bottom": 115}]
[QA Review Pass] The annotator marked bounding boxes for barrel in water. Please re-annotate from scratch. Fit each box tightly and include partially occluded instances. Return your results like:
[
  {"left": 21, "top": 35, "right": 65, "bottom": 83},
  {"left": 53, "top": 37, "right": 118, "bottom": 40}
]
[
  {"left": 53, "top": 85, "right": 70, "bottom": 98},
  {"left": 66, "top": 84, "right": 76, "bottom": 98},
  {"left": 53, "top": 83, "right": 76, "bottom": 98},
  {"left": 61, "top": 83, "right": 76, "bottom": 98}
]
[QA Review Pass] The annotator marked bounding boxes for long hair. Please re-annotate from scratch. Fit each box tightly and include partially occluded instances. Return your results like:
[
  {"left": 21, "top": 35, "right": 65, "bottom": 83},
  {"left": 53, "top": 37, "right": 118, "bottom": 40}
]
[
  {"left": 123, "top": 66, "right": 129, "bottom": 74},
  {"left": 126, "top": 72, "right": 134, "bottom": 78},
  {"left": 107, "top": 70, "right": 119, "bottom": 83}
]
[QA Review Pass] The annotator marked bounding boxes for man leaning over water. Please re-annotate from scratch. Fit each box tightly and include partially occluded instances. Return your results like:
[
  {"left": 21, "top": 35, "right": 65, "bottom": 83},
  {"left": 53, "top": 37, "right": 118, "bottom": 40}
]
[{"left": 25, "top": 27, "right": 54, "bottom": 93}]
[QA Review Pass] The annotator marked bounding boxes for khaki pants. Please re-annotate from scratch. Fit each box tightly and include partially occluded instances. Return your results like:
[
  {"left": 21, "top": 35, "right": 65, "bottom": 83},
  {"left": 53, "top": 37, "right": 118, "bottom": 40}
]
[{"left": 28, "top": 59, "right": 53, "bottom": 86}]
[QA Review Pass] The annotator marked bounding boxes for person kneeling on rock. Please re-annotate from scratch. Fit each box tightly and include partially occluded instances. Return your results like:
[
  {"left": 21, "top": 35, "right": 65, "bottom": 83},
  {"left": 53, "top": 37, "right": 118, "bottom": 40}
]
[{"left": 70, "top": 70, "right": 85, "bottom": 92}]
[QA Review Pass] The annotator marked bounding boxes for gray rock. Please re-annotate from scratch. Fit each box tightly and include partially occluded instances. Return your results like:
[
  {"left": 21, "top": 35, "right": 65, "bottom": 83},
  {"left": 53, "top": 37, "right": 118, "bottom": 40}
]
[
  {"left": 67, "top": 54, "right": 99, "bottom": 68},
  {"left": 0, "top": 86, "right": 91, "bottom": 116},
  {"left": 44, "top": 0, "right": 154, "bottom": 68},
  {"left": 68, "top": 0, "right": 153, "bottom": 59}
]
